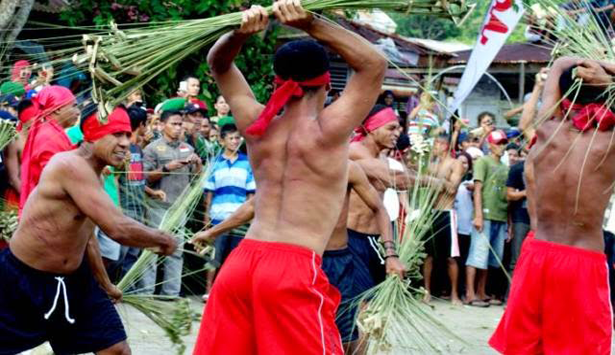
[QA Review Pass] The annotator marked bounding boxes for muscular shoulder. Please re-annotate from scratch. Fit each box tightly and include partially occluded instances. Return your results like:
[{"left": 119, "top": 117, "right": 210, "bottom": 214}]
[
  {"left": 349, "top": 142, "right": 372, "bottom": 160},
  {"left": 46, "top": 152, "right": 95, "bottom": 179}
]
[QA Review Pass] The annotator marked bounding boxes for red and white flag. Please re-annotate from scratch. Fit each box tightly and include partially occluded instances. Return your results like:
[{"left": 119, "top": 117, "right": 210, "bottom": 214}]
[{"left": 449, "top": 0, "right": 525, "bottom": 116}]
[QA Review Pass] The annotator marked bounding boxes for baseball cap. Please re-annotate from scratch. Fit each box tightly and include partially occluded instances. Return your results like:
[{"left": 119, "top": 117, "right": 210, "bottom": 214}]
[
  {"left": 465, "top": 146, "right": 484, "bottom": 159},
  {"left": 185, "top": 101, "right": 208, "bottom": 116},
  {"left": 0, "top": 110, "right": 17, "bottom": 122},
  {"left": 0, "top": 94, "right": 19, "bottom": 108},
  {"left": 487, "top": 130, "right": 508, "bottom": 145},
  {"left": 217, "top": 115, "right": 236, "bottom": 129}
]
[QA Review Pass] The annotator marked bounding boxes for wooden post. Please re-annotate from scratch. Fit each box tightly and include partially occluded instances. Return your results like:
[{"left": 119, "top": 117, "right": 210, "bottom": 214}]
[{"left": 519, "top": 61, "right": 526, "bottom": 104}]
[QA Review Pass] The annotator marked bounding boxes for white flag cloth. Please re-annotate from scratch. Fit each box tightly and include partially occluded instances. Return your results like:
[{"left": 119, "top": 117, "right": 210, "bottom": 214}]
[{"left": 448, "top": 0, "right": 525, "bottom": 117}]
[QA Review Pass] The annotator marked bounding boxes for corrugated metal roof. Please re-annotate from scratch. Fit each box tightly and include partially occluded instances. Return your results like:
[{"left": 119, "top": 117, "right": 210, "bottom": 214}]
[
  {"left": 335, "top": 17, "right": 453, "bottom": 58},
  {"left": 449, "top": 43, "right": 553, "bottom": 64}
]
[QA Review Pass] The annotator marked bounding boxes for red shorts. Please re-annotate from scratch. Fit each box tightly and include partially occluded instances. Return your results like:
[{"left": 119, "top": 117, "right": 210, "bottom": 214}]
[
  {"left": 490, "top": 232, "right": 613, "bottom": 354},
  {"left": 193, "top": 238, "right": 343, "bottom": 355}
]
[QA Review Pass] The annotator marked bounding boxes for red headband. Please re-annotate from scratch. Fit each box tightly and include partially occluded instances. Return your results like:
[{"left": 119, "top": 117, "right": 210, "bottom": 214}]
[
  {"left": 245, "top": 72, "right": 331, "bottom": 137},
  {"left": 82, "top": 107, "right": 132, "bottom": 142},
  {"left": 351, "top": 107, "right": 398, "bottom": 142},
  {"left": 17, "top": 104, "right": 40, "bottom": 132},
  {"left": 561, "top": 99, "right": 615, "bottom": 132}
]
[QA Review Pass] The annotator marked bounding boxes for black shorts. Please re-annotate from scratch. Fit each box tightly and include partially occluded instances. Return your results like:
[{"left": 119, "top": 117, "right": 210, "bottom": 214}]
[
  {"left": 347, "top": 229, "right": 386, "bottom": 285},
  {"left": 212, "top": 234, "right": 244, "bottom": 268},
  {"left": 322, "top": 247, "right": 374, "bottom": 343},
  {"left": 0, "top": 249, "right": 126, "bottom": 355},
  {"left": 425, "top": 211, "right": 455, "bottom": 259}
]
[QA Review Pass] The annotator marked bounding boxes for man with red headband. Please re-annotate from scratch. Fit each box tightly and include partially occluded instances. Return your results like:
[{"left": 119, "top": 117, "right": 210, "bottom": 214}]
[
  {"left": 1, "top": 106, "right": 177, "bottom": 355},
  {"left": 19, "top": 85, "right": 80, "bottom": 214},
  {"left": 194, "top": 1, "right": 387, "bottom": 353},
  {"left": 347, "top": 104, "right": 409, "bottom": 285},
  {"left": 490, "top": 57, "right": 615, "bottom": 354}
]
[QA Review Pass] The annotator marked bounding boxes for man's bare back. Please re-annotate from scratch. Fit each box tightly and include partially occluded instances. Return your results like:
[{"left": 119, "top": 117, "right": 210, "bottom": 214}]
[
  {"left": 527, "top": 119, "right": 615, "bottom": 251},
  {"left": 206, "top": 2, "right": 386, "bottom": 255},
  {"left": 245, "top": 109, "right": 350, "bottom": 254},
  {"left": 526, "top": 57, "right": 615, "bottom": 252}
]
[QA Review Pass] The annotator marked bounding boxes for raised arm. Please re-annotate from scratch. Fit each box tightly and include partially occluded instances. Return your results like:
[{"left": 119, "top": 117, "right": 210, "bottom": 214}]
[
  {"left": 272, "top": 0, "right": 387, "bottom": 142},
  {"left": 519, "top": 69, "right": 547, "bottom": 140},
  {"left": 192, "top": 197, "right": 255, "bottom": 247},
  {"left": 206, "top": 6, "right": 268, "bottom": 134},
  {"left": 58, "top": 158, "right": 176, "bottom": 254},
  {"left": 538, "top": 57, "right": 581, "bottom": 122},
  {"left": 347, "top": 162, "right": 406, "bottom": 278}
]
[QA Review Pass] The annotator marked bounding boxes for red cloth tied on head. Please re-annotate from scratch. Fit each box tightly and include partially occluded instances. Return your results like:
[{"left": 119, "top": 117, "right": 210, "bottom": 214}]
[
  {"left": 36, "top": 86, "right": 75, "bottom": 114},
  {"left": 11, "top": 60, "right": 30, "bottom": 83},
  {"left": 561, "top": 99, "right": 615, "bottom": 132},
  {"left": 17, "top": 103, "right": 40, "bottom": 132},
  {"left": 16, "top": 86, "right": 75, "bottom": 131},
  {"left": 82, "top": 107, "right": 132, "bottom": 142},
  {"left": 351, "top": 107, "right": 398, "bottom": 142},
  {"left": 245, "top": 72, "right": 331, "bottom": 137}
]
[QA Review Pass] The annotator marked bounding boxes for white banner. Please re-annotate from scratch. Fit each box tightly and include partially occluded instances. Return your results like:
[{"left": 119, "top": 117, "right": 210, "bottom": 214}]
[{"left": 448, "top": 0, "right": 524, "bottom": 117}]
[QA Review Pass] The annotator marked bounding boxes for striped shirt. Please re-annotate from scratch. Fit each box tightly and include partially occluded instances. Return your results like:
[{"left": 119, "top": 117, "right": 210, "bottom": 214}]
[{"left": 205, "top": 153, "right": 255, "bottom": 224}]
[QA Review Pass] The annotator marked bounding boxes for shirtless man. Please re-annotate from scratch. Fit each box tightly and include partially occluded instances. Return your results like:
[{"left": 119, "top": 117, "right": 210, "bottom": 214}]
[
  {"left": 193, "top": 1, "right": 387, "bottom": 353},
  {"left": 490, "top": 57, "right": 615, "bottom": 354},
  {"left": 0, "top": 107, "right": 177, "bottom": 355},
  {"left": 422, "top": 134, "right": 465, "bottom": 305},
  {"left": 193, "top": 160, "right": 406, "bottom": 352},
  {"left": 348, "top": 104, "right": 410, "bottom": 284}
]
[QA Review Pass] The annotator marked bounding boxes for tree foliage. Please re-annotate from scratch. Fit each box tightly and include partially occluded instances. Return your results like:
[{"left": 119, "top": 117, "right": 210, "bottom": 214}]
[
  {"left": 58, "top": 0, "right": 277, "bottom": 108},
  {"left": 391, "top": 0, "right": 541, "bottom": 45}
]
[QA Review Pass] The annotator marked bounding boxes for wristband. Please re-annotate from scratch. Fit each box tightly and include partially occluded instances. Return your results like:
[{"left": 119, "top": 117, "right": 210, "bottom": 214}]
[
  {"left": 162, "top": 165, "right": 169, "bottom": 173},
  {"left": 384, "top": 254, "right": 399, "bottom": 260}
]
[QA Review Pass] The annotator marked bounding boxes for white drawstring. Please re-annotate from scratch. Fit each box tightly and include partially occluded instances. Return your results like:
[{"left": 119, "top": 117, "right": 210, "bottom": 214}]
[
  {"left": 368, "top": 236, "right": 385, "bottom": 265},
  {"left": 44, "top": 277, "right": 75, "bottom": 324}
]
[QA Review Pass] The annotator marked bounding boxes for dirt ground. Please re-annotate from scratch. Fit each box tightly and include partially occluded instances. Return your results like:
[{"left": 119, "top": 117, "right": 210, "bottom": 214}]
[
  {"left": 126, "top": 298, "right": 503, "bottom": 354},
  {"left": 23, "top": 297, "right": 615, "bottom": 354}
]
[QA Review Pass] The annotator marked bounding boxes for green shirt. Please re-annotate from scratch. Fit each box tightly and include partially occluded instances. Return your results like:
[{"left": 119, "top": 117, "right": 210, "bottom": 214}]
[
  {"left": 66, "top": 125, "right": 120, "bottom": 207},
  {"left": 473, "top": 155, "right": 509, "bottom": 222}
]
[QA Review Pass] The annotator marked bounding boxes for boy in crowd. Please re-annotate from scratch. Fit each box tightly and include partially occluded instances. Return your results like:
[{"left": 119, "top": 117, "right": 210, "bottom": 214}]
[{"left": 202, "top": 124, "right": 255, "bottom": 301}]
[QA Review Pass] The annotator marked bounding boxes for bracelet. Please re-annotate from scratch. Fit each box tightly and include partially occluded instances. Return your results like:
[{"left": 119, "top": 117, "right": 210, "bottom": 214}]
[
  {"left": 384, "top": 254, "right": 399, "bottom": 260},
  {"left": 381, "top": 240, "right": 396, "bottom": 247},
  {"left": 162, "top": 165, "right": 169, "bottom": 173}
]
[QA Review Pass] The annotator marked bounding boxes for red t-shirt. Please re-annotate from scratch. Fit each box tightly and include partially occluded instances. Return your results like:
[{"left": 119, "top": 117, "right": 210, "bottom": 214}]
[{"left": 19, "top": 119, "right": 74, "bottom": 214}]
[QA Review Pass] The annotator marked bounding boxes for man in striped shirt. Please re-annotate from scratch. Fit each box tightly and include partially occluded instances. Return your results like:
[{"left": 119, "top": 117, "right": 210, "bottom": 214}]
[{"left": 203, "top": 123, "right": 255, "bottom": 300}]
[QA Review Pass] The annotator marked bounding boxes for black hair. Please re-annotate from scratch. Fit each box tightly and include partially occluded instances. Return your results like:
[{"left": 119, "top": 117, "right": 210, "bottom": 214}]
[
  {"left": 560, "top": 65, "right": 607, "bottom": 104},
  {"left": 79, "top": 101, "right": 98, "bottom": 132},
  {"left": 435, "top": 133, "right": 451, "bottom": 142},
  {"left": 274, "top": 40, "right": 329, "bottom": 84},
  {"left": 160, "top": 110, "right": 182, "bottom": 123},
  {"left": 506, "top": 142, "right": 521, "bottom": 152},
  {"left": 396, "top": 133, "right": 410, "bottom": 151},
  {"left": 458, "top": 151, "right": 473, "bottom": 173},
  {"left": 17, "top": 99, "right": 33, "bottom": 115},
  {"left": 220, "top": 124, "right": 238, "bottom": 139},
  {"left": 127, "top": 106, "right": 147, "bottom": 132},
  {"left": 477, "top": 111, "right": 496, "bottom": 124}
]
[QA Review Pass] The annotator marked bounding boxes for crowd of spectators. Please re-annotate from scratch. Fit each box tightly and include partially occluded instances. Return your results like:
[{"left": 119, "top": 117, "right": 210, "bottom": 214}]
[{"left": 0, "top": 57, "right": 563, "bottom": 308}]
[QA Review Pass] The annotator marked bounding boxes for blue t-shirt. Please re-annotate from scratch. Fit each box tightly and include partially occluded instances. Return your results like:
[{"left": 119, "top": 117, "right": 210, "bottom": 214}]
[{"left": 204, "top": 153, "right": 255, "bottom": 224}]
